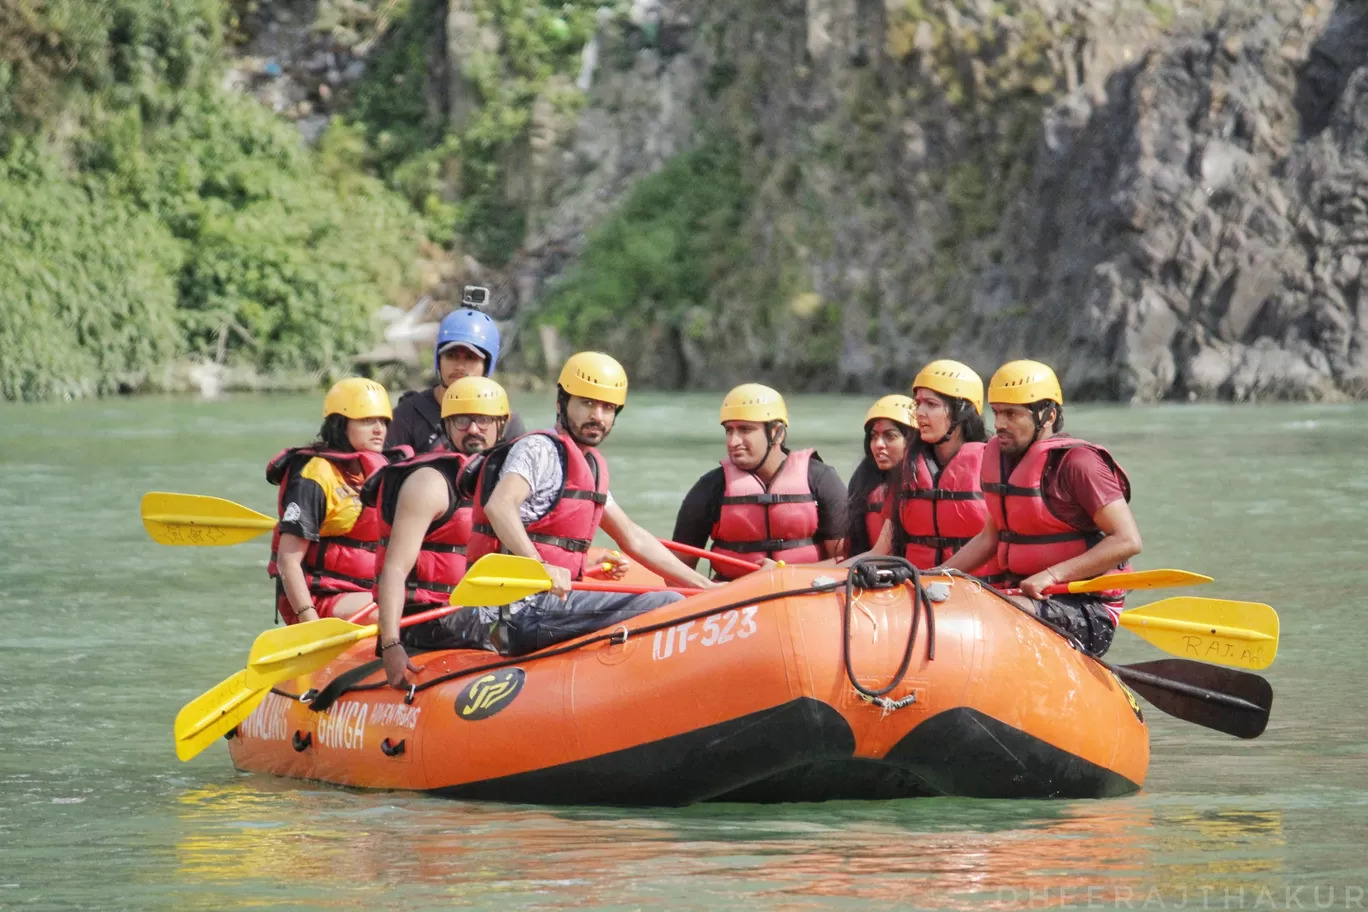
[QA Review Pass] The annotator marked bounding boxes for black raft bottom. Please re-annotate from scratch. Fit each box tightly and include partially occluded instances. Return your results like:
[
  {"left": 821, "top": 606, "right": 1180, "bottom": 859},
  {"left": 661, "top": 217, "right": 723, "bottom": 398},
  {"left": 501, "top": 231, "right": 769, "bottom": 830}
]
[{"left": 433, "top": 701, "right": 1140, "bottom": 806}]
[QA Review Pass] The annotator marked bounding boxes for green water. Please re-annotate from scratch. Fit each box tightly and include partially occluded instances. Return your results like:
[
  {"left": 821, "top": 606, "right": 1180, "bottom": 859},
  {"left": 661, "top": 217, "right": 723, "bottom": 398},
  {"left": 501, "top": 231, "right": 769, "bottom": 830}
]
[{"left": 2, "top": 393, "right": 1365, "bottom": 911}]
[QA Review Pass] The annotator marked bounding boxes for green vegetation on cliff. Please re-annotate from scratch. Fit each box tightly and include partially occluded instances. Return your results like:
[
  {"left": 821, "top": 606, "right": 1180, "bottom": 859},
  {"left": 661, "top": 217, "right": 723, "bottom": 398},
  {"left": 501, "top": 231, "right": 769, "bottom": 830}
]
[
  {"left": 347, "top": 0, "right": 602, "bottom": 263},
  {"left": 538, "top": 143, "right": 752, "bottom": 339},
  {"left": 0, "top": 0, "right": 427, "bottom": 401}
]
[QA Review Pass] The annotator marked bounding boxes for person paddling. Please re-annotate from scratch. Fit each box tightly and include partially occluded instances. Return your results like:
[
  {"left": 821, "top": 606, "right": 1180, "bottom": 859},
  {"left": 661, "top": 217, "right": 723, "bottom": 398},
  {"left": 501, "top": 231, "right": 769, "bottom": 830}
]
[
  {"left": 671, "top": 384, "right": 847, "bottom": 579},
  {"left": 380, "top": 353, "right": 718, "bottom": 684},
  {"left": 364, "top": 376, "right": 510, "bottom": 652},
  {"left": 385, "top": 291, "right": 525, "bottom": 454},
  {"left": 940, "top": 360, "right": 1143, "bottom": 656},
  {"left": 267, "top": 379, "right": 411, "bottom": 625}
]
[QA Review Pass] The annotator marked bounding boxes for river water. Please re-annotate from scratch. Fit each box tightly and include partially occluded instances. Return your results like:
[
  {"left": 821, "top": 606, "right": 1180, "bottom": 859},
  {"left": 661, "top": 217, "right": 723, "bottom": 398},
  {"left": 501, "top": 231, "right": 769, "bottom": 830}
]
[{"left": 1, "top": 392, "right": 1364, "bottom": 911}]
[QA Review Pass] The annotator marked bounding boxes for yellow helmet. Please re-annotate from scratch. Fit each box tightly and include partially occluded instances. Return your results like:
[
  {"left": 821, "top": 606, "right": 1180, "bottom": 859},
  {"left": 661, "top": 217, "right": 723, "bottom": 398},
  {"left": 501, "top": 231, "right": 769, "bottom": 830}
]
[
  {"left": 322, "top": 378, "right": 392, "bottom": 420},
  {"left": 441, "top": 376, "right": 510, "bottom": 419},
  {"left": 987, "top": 359, "right": 1063, "bottom": 406},
  {"left": 558, "top": 352, "right": 628, "bottom": 407},
  {"left": 720, "top": 384, "right": 788, "bottom": 425},
  {"left": 864, "top": 394, "right": 915, "bottom": 427},
  {"left": 912, "top": 360, "right": 985, "bottom": 414}
]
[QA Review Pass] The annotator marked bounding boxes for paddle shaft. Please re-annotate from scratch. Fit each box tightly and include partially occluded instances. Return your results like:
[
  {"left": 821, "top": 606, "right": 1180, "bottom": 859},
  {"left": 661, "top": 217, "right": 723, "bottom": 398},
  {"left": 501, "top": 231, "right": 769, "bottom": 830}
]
[
  {"left": 575, "top": 579, "right": 702, "bottom": 596},
  {"left": 1109, "top": 662, "right": 1266, "bottom": 714},
  {"left": 999, "top": 584, "right": 1088, "bottom": 597},
  {"left": 659, "top": 540, "right": 762, "bottom": 574}
]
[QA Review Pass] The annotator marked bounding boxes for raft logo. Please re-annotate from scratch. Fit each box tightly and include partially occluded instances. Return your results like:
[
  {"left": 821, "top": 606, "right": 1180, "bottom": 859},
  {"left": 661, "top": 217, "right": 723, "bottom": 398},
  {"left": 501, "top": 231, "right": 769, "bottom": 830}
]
[{"left": 455, "top": 668, "right": 526, "bottom": 720}]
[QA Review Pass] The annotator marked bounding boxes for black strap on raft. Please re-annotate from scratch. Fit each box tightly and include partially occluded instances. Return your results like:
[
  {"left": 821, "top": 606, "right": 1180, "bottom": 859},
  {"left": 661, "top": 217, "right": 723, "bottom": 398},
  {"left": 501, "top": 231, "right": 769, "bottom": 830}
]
[
  {"left": 285, "top": 568, "right": 937, "bottom": 713},
  {"left": 285, "top": 580, "right": 851, "bottom": 711},
  {"left": 841, "top": 556, "right": 933, "bottom": 712}
]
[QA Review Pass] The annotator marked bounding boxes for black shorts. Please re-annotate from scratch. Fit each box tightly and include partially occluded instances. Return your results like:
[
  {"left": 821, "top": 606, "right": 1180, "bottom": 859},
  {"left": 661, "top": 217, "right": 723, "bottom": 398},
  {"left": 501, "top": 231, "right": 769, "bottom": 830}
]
[{"left": 1033, "top": 594, "right": 1117, "bottom": 656}]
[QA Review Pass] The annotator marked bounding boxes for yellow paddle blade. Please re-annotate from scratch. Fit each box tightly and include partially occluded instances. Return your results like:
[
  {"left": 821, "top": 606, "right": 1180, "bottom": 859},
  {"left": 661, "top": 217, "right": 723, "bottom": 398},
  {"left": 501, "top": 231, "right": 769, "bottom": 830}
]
[
  {"left": 1066, "top": 568, "right": 1213, "bottom": 594},
  {"left": 448, "top": 554, "right": 553, "bottom": 606},
  {"left": 174, "top": 671, "right": 272, "bottom": 761},
  {"left": 244, "top": 618, "right": 373, "bottom": 689},
  {"left": 141, "top": 492, "right": 276, "bottom": 546},
  {"left": 241, "top": 555, "right": 548, "bottom": 689},
  {"left": 1119, "top": 597, "right": 1279, "bottom": 671}
]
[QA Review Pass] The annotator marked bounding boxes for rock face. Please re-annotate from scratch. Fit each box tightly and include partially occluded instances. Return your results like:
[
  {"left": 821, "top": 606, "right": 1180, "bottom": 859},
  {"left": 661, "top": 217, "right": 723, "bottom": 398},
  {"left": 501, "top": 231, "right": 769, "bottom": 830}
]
[
  {"left": 486, "top": 0, "right": 1368, "bottom": 400},
  {"left": 978, "top": 3, "right": 1368, "bottom": 401}
]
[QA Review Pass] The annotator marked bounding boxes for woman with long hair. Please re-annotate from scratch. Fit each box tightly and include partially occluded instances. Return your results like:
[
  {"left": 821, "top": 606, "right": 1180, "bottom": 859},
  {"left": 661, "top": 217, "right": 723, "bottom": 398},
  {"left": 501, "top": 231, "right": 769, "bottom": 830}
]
[
  {"left": 846, "top": 361, "right": 1004, "bottom": 581},
  {"left": 265, "top": 378, "right": 409, "bottom": 625},
  {"left": 842, "top": 395, "right": 915, "bottom": 557}
]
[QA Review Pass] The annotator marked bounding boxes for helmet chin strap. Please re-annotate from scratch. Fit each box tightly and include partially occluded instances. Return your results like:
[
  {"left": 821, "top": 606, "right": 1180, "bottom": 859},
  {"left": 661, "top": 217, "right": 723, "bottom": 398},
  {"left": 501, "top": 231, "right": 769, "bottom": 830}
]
[
  {"left": 1028, "top": 402, "right": 1055, "bottom": 446},
  {"left": 759, "top": 422, "right": 786, "bottom": 469}
]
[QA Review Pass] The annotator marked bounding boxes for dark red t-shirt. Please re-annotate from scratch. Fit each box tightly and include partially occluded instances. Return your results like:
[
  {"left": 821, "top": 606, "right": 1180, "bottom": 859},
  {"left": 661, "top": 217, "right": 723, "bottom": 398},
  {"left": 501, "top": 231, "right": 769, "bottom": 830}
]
[
  {"left": 1039, "top": 447, "right": 1128, "bottom": 529},
  {"left": 882, "top": 445, "right": 1127, "bottom": 531}
]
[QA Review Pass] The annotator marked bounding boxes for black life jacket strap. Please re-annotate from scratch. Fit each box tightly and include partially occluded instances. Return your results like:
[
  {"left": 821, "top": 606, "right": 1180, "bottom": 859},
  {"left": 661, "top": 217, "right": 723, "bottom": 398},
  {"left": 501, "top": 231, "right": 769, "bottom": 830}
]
[{"left": 712, "top": 536, "right": 817, "bottom": 553}]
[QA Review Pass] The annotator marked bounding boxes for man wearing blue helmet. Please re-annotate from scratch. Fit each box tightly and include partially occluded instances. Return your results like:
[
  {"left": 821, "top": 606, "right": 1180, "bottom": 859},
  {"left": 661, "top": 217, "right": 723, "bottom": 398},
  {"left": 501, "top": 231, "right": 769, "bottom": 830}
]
[{"left": 386, "top": 291, "right": 526, "bottom": 453}]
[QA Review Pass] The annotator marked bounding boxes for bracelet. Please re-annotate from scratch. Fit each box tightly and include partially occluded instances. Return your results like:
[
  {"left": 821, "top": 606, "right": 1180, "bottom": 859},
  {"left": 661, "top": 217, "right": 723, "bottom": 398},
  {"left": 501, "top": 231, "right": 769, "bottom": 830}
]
[
  {"left": 1045, "top": 568, "right": 1059, "bottom": 584},
  {"left": 380, "top": 640, "right": 402, "bottom": 651}
]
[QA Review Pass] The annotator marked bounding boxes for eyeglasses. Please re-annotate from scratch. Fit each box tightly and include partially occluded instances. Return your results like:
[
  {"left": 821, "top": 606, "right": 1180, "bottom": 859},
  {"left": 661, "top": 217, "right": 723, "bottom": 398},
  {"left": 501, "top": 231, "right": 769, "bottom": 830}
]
[{"left": 450, "top": 415, "right": 499, "bottom": 430}]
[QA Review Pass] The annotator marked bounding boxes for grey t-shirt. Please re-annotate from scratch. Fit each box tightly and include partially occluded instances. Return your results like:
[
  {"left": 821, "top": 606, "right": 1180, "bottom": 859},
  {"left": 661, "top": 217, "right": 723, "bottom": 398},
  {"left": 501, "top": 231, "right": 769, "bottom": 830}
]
[
  {"left": 500, "top": 434, "right": 615, "bottom": 523},
  {"left": 479, "top": 434, "right": 613, "bottom": 619}
]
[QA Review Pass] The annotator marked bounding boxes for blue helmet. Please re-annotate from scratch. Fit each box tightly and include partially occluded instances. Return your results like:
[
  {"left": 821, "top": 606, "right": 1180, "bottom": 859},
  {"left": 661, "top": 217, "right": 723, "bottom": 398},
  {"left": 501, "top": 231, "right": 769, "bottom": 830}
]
[{"left": 433, "top": 308, "right": 500, "bottom": 377}]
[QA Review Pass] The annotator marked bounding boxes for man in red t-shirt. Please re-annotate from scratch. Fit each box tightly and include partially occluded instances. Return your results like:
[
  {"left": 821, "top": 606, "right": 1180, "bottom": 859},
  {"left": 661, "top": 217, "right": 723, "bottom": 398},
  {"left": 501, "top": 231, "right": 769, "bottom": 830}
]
[{"left": 941, "top": 360, "right": 1142, "bottom": 656}]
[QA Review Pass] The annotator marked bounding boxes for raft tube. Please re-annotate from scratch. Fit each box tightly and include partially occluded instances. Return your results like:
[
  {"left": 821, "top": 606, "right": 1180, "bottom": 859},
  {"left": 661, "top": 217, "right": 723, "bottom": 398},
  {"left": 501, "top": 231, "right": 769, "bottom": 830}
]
[{"left": 228, "top": 562, "right": 1149, "bottom": 805}]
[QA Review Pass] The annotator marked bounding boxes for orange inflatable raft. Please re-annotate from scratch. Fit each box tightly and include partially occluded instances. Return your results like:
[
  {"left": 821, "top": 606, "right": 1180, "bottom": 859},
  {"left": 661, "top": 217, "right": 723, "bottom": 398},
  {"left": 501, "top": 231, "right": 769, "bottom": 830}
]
[{"left": 228, "top": 561, "right": 1150, "bottom": 804}]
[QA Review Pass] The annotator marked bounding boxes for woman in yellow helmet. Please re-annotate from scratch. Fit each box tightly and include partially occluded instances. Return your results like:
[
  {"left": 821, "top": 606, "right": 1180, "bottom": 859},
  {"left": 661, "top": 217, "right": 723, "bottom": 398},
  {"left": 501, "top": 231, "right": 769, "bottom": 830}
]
[
  {"left": 266, "top": 378, "right": 410, "bottom": 625},
  {"left": 842, "top": 361, "right": 1002, "bottom": 581},
  {"left": 842, "top": 395, "right": 915, "bottom": 557}
]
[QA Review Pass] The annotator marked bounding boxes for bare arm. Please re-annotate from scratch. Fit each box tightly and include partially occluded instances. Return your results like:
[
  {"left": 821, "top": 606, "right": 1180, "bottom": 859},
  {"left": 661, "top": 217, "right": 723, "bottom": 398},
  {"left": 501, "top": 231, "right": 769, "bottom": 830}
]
[
  {"left": 834, "top": 518, "right": 895, "bottom": 566},
  {"left": 600, "top": 500, "right": 717, "bottom": 589},
  {"left": 275, "top": 534, "right": 317, "bottom": 621},
  {"left": 483, "top": 472, "right": 539, "bottom": 560},
  {"left": 939, "top": 513, "right": 1001, "bottom": 573},
  {"left": 1045, "top": 499, "right": 1143, "bottom": 585},
  {"left": 377, "top": 467, "right": 450, "bottom": 644}
]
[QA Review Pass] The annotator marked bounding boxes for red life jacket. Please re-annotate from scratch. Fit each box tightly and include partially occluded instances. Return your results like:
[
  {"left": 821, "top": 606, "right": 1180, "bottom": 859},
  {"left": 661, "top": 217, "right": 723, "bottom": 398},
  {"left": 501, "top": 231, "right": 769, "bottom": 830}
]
[
  {"left": 362, "top": 450, "right": 477, "bottom": 611},
  {"left": 864, "top": 482, "right": 888, "bottom": 552},
  {"left": 465, "top": 430, "right": 610, "bottom": 580},
  {"left": 266, "top": 446, "right": 408, "bottom": 597},
  {"left": 896, "top": 443, "right": 1005, "bottom": 581},
  {"left": 710, "top": 449, "right": 823, "bottom": 580},
  {"left": 980, "top": 436, "right": 1133, "bottom": 610}
]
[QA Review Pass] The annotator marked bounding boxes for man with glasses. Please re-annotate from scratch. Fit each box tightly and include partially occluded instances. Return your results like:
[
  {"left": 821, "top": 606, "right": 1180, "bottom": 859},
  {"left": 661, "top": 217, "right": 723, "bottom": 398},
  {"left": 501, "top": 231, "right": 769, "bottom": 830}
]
[{"left": 363, "top": 376, "right": 512, "bottom": 646}]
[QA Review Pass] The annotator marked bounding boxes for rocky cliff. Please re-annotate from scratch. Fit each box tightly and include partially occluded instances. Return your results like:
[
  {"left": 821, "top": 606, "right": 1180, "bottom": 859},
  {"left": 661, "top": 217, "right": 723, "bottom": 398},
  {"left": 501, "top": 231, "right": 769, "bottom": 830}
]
[
  {"left": 481, "top": 0, "right": 1367, "bottom": 401},
  {"left": 222, "top": 0, "right": 1368, "bottom": 401}
]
